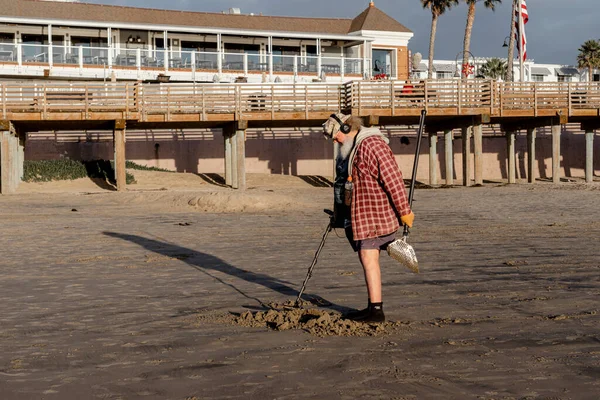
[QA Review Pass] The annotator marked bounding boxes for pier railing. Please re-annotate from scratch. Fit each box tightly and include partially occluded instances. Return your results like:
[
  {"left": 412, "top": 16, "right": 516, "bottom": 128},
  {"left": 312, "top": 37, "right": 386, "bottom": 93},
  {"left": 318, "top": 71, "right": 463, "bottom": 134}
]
[{"left": 1, "top": 80, "right": 599, "bottom": 121}]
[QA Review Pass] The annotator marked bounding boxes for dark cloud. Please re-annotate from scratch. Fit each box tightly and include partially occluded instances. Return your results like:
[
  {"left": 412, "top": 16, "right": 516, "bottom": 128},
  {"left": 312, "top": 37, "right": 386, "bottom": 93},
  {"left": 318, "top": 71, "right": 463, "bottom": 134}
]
[{"left": 83, "top": 0, "right": 594, "bottom": 65}]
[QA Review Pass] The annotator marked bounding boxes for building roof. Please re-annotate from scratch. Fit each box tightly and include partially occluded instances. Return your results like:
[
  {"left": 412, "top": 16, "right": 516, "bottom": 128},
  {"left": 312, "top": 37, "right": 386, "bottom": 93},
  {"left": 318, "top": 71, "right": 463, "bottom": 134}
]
[
  {"left": 555, "top": 67, "right": 580, "bottom": 76},
  {"left": 414, "top": 63, "right": 428, "bottom": 72},
  {"left": 349, "top": 2, "right": 412, "bottom": 33},
  {"left": 531, "top": 67, "right": 552, "bottom": 76},
  {"left": 0, "top": 0, "right": 411, "bottom": 36},
  {"left": 433, "top": 64, "right": 455, "bottom": 73}
]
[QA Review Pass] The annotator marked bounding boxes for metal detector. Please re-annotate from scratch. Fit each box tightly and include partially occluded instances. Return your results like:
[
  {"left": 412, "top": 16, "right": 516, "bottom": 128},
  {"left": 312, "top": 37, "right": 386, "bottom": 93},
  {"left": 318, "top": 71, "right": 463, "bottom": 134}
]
[{"left": 295, "top": 209, "right": 334, "bottom": 305}]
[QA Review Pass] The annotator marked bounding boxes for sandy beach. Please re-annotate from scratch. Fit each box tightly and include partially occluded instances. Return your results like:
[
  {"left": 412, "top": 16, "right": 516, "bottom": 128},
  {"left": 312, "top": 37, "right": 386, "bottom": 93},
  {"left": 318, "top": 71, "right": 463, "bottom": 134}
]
[{"left": 1, "top": 171, "right": 599, "bottom": 399}]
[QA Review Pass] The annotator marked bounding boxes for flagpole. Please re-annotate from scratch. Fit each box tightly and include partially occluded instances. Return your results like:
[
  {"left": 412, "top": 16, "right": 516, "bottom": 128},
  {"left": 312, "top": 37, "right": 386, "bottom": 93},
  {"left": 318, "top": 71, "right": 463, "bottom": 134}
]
[{"left": 518, "top": 0, "right": 525, "bottom": 82}]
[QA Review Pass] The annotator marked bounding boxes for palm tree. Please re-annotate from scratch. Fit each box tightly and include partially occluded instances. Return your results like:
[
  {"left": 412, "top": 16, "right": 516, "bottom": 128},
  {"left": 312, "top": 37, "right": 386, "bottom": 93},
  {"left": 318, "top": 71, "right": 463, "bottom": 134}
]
[
  {"left": 478, "top": 58, "right": 507, "bottom": 79},
  {"left": 461, "top": 0, "right": 503, "bottom": 79},
  {"left": 422, "top": 0, "right": 459, "bottom": 79},
  {"left": 577, "top": 39, "right": 600, "bottom": 83},
  {"left": 506, "top": 0, "right": 517, "bottom": 81}
]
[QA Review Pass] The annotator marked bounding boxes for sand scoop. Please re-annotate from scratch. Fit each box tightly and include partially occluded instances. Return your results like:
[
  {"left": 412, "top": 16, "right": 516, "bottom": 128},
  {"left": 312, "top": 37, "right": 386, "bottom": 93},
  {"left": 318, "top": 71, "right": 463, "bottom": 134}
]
[{"left": 386, "top": 109, "right": 427, "bottom": 273}]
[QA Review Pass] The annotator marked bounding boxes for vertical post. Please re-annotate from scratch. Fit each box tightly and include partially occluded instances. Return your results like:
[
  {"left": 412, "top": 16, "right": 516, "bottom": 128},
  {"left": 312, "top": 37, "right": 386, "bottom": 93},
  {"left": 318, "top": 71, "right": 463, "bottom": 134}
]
[
  {"left": 506, "top": 130, "right": 516, "bottom": 184},
  {"left": 267, "top": 36, "right": 273, "bottom": 79},
  {"left": 17, "top": 34, "right": 22, "bottom": 67},
  {"left": 552, "top": 123, "right": 561, "bottom": 183},
  {"left": 585, "top": 130, "right": 594, "bottom": 183},
  {"left": 191, "top": 51, "right": 196, "bottom": 81},
  {"left": 107, "top": 26, "right": 113, "bottom": 69},
  {"left": 527, "top": 128, "right": 536, "bottom": 183},
  {"left": 231, "top": 129, "right": 238, "bottom": 189},
  {"left": 1, "top": 129, "right": 16, "bottom": 194},
  {"left": 444, "top": 129, "right": 453, "bottom": 186},
  {"left": 10, "top": 133, "right": 18, "bottom": 188},
  {"left": 113, "top": 120, "right": 127, "bottom": 191},
  {"left": 47, "top": 24, "right": 53, "bottom": 68},
  {"left": 461, "top": 126, "right": 471, "bottom": 186},
  {"left": 473, "top": 123, "right": 483, "bottom": 185},
  {"left": 78, "top": 46, "right": 83, "bottom": 70},
  {"left": 362, "top": 40, "right": 368, "bottom": 79},
  {"left": 428, "top": 131, "right": 438, "bottom": 186},
  {"left": 235, "top": 129, "right": 246, "bottom": 190},
  {"left": 1, "top": 130, "right": 7, "bottom": 193},
  {"left": 17, "top": 133, "right": 25, "bottom": 181},
  {"left": 163, "top": 30, "right": 169, "bottom": 72},
  {"left": 293, "top": 55, "right": 298, "bottom": 78},
  {"left": 107, "top": 27, "right": 112, "bottom": 57},
  {"left": 223, "top": 125, "right": 233, "bottom": 187}
]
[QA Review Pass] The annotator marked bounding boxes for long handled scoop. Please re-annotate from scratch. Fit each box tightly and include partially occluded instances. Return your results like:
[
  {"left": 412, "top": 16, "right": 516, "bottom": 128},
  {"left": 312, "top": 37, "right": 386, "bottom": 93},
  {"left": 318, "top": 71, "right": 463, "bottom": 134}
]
[{"left": 386, "top": 109, "right": 427, "bottom": 273}]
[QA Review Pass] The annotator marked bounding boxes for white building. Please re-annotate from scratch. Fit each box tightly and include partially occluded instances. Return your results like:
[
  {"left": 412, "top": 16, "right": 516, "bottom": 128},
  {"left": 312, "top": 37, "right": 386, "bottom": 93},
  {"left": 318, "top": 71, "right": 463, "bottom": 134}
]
[
  {"left": 0, "top": 0, "right": 413, "bottom": 83},
  {"left": 413, "top": 58, "right": 585, "bottom": 83}
]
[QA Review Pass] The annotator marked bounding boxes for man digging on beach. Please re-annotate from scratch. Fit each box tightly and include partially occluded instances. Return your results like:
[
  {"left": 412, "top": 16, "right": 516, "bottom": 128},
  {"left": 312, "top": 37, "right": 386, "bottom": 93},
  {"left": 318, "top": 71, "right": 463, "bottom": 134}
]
[{"left": 323, "top": 113, "right": 414, "bottom": 323}]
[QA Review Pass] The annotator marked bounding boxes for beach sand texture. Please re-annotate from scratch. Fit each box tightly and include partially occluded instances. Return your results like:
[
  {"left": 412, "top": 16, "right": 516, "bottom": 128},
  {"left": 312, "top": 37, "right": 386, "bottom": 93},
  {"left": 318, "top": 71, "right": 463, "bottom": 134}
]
[{"left": 1, "top": 172, "right": 599, "bottom": 399}]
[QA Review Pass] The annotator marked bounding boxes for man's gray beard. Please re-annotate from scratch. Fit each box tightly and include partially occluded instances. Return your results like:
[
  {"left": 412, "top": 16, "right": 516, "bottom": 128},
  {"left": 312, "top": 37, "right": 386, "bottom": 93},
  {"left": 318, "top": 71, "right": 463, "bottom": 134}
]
[{"left": 336, "top": 139, "right": 354, "bottom": 161}]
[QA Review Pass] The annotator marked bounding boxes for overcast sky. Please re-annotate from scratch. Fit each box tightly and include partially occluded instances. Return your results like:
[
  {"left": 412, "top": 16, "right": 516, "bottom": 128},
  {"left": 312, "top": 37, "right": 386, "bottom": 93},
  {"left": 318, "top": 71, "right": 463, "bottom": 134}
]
[{"left": 79, "top": 0, "right": 596, "bottom": 65}]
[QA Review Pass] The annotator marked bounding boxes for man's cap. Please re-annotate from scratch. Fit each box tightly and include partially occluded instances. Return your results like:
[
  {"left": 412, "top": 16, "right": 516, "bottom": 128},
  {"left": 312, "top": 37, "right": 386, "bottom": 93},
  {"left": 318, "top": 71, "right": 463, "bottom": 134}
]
[{"left": 322, "top": 113, "right": 350, "bottom": 138}]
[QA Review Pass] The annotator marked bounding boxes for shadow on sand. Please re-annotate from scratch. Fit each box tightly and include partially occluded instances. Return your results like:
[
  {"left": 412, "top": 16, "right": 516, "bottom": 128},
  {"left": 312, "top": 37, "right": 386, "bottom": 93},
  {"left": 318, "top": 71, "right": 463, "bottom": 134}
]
[{"left": 103, "top": 231, "right": 343, "bottom": 312}]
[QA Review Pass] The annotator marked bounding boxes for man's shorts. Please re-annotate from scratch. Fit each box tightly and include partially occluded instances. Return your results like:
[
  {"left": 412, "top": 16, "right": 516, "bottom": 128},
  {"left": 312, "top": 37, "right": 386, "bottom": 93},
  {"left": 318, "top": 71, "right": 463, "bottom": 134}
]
[{"left": 345, "top": 226, "right": 396, "bottom": 252}]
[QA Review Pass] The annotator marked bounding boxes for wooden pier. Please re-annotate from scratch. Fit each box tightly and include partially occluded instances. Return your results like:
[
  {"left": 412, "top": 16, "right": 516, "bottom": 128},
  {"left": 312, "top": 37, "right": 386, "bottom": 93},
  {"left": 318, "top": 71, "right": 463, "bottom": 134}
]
[{"left": 1, "top": 79, "right": 598, "bottom": 193}]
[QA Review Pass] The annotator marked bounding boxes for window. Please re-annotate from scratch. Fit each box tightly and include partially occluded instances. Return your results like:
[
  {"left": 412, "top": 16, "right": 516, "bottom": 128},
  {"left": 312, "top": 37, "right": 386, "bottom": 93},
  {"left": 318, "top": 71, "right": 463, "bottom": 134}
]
[
  {"left": 372, "top": 48, "right": 393, "bottom": 77},
  {"left": 436, "top": 71, "right": 452, "bottom": 79},
  {"left": 0, "top": 33, "right": 14, "bottom": 44},
  {"left": 531, "top": 74, "right": 544, "bottom": 82},
  {"left": 224, "top": 43, "right": 260, "bottom": 55},
  {"left": 557, "top": 75, "right": 571, "bottom": 82}
]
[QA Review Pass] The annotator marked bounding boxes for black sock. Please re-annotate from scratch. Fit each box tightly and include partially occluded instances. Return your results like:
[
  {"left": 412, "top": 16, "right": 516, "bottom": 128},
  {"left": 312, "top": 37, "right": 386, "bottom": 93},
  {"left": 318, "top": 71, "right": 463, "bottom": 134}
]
[{"left": 370, "top": 302, "right": 383, "bottom": 311}]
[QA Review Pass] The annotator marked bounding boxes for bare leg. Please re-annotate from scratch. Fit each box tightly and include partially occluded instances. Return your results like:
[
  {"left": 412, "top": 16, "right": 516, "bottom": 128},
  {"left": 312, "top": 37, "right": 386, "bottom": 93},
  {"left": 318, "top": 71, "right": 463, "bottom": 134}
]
[{"left": 358, "top": 249, "right": 382, "bottom": 303}]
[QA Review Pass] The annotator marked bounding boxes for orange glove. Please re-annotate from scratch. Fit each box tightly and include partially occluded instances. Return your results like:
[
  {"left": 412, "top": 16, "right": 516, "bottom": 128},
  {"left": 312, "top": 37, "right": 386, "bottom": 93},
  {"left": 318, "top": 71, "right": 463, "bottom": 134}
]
[{"left": 400, "top": 211, "right": 414, "bottom": 228}]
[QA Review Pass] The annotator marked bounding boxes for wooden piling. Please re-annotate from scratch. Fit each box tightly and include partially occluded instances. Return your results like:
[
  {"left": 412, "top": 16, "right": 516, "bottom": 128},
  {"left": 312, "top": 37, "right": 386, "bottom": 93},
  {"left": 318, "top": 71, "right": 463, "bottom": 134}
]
[
  {"left": 552, "top": 123, "right": 561, "bottom": 183},
  {"left": 429, "top": 132, "right": 438, "bottom": 186},
  {"left": 473, "top": 124, "right": 483, "bottom": 185},
  {"left": 231, "top": 131, "right": 238, "bottom": 189},
  {"left": 506, "top": 131, "right": 516, "bottom": 184},
  {"left": 235, "top": 129, "right": 246, "bottom": 190},
  {"left": 1, "top": 123, "right": 18, "bottom": 194},
  {"left": 444, "top": 130, "right": 453, "bottom": 186},
  {"left": 585, "top": 130, "right": 594, "bottom": 183},
  {"left": 113, "top": 120, "right": 126, "bottom": 191},
  {"left": 527, "top": 128, "right": 536, "bottom": 183},
  {"left": 461, "top": 127, "right": 471, "bottom": 186},
  {"left": 224, "top": 126, "right": 233, "bottom": 187},
  {"left": 18, "top": 133, "right": 25, "bottom": 181}
]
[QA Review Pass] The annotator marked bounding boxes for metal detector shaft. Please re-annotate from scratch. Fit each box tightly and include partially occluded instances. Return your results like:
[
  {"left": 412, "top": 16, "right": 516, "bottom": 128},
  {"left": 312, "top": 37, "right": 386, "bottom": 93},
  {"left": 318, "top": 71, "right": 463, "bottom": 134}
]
[
  {"left": 295, "top": 213, "right": 333, "bottom": 304},
  {"left": 403, "top": 109, "right": 427, "bottom": 238}
]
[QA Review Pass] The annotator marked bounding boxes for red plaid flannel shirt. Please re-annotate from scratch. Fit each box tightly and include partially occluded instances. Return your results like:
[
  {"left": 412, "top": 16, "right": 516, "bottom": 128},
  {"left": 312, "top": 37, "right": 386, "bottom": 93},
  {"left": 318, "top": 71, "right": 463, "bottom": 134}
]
[{"left": 350, "top": 136, "right": 411, "bottom": 241}]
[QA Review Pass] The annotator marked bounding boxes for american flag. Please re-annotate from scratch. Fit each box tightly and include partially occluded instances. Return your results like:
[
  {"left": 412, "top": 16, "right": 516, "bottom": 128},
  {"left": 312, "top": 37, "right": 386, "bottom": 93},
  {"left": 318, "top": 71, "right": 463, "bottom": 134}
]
[{"left": 515, "top": 0, "right": 529, "bottom": 61}]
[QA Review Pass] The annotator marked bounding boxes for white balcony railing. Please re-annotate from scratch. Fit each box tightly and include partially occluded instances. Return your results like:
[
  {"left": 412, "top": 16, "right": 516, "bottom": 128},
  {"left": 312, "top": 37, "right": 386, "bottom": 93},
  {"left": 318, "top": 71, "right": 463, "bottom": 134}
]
[{"left": 1, "top": 43, "right": 371, "bottom": 79}]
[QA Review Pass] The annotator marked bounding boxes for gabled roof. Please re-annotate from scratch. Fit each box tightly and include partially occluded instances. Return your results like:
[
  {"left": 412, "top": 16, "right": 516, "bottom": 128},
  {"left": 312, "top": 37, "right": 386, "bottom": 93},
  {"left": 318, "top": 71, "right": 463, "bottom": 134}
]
[
  {"left": 349, "top": 2, "right": 412, "bottom": 33},
  {"left": 0, "top": 0, "right": 411, "bottom": 36}
]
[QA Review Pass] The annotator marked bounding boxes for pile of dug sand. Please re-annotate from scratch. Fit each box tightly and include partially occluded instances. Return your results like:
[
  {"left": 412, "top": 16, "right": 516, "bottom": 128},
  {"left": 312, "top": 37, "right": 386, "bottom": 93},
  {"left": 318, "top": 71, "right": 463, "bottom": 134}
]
[{"left": 233, "top": 300, "right": 405, "bottom": 337}]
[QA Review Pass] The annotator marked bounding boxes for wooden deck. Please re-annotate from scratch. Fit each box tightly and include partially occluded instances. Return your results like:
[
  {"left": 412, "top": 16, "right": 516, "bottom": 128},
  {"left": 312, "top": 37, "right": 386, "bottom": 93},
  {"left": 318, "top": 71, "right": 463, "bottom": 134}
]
[
  {"left": 1, "top": 80, "right": 599, "bottom": 126},
  {"left": 1, "top": 79, "right": 598, "bottom": 194}
]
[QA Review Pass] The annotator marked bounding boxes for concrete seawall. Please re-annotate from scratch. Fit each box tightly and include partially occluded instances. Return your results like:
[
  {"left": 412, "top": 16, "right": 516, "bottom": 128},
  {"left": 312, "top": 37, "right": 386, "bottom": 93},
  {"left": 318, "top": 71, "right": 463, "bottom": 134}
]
[{"left": 25, "top": 123, "right": 598, "bottom": 183}]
